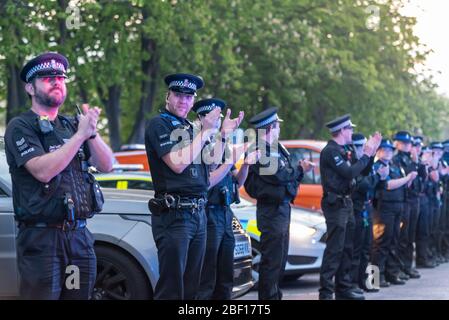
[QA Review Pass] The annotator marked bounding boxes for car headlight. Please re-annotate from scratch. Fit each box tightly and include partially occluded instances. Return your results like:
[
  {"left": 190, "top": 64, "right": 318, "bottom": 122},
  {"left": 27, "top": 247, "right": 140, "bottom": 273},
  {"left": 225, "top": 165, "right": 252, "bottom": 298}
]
[{"left": 289, "top": 224, "right": 317, "bottom": 239}]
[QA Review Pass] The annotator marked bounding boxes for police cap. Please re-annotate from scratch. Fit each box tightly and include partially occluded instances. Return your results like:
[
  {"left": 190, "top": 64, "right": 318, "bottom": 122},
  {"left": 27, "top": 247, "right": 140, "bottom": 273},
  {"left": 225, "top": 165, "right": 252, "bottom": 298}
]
[
  {"left": 192, "top": 98, "right": 226, "bottom": 116},
  {"left": 249, "top": 107, "right": 283, "bottom": 129},
  {"left": 164, "top": 73, "right": 204, "bottom": 95},
  {"left": 393, "top": 131, "right": 412, "bottom": 143},
  {"left": 352, "top": 133, "right": 366, "bottom": 146},
  {"left": 20, "top": 52, "right": 69, "bottom": 83},
  {"left": 379, "top": 139, "right": 395, "bottom": 151},
  {"left": 325, "top": 114, "right": 356, "bottom": 133}
]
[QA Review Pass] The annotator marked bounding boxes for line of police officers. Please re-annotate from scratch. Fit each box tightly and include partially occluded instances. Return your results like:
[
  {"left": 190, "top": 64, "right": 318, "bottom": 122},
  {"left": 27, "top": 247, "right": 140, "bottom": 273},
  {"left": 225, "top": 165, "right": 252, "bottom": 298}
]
[
  {"left": 6, "top": 52, "right": 449, "bottom": 301},
  {"left": 6, "top": 53, "right": 313, "bottom": 301},
  {"left": 145, "top": 72, "right": 314, "bottom": 300},
  {"left": 318, "top": 114, "right": 449, "bottom": 300}
]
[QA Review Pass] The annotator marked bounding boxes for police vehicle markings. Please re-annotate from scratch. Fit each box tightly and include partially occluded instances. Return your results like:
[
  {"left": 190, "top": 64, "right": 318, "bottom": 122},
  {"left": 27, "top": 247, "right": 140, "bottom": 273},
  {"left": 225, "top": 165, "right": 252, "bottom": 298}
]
[{"left": 234, "top": 241, "right": 251, "bottom": 259}]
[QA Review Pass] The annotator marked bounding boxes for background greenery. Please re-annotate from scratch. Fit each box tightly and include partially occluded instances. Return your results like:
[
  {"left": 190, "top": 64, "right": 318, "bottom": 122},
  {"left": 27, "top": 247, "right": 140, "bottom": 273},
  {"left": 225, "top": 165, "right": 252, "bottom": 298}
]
[{"left": 1, "top": 0, "right": 448, "bottom": 150}]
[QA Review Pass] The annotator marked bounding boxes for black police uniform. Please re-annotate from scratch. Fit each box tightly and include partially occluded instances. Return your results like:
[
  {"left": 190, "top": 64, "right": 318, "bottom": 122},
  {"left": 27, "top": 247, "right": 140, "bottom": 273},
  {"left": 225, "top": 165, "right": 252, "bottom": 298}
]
[
  {"left": 4, "top": 52, "right": 102, "bottom": 300},
  {"left": 198, "top": 167, "right": 238, "bottom": 300},
  {"left": 145, "top": 73, "right": 208, "bottom": 300},
  {"left": 318, "top": 130, "right": 371, "bottom": 299},
  {"left": 5, "top": 111, "right": 99, "bottom": 299},
  {"left": 193, "top": 98, "right": 237, "bottom": 300},
  {"left": 441, "top": 144, "right": 449, "bottom": 258},
  {"left": 416, "top": 150, "right": 435, "bottom": 267},
  {"left": 392, "top": 142, "right": 421, "bottom": 277},
  {"left": 427, "top": 146, "right": 443, "bottom": 263},
  {"left": 349, "top": 144, "right": 381, "bottom": 290},
  {"left": 244, "top": 107, "right": 303, "bottom": 300},
  {"left": 372, "top": 157, "right": 406, "bottom": 285}
]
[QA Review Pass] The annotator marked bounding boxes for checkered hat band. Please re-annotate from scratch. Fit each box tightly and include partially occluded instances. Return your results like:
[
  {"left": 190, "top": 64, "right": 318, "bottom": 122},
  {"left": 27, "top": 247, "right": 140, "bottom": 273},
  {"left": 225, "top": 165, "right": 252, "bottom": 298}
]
[
  {"left": 197, "top": 105, "right": 219, "bottom": 114},
  {"left": 330, "top": 119, "right": 352, "bottom": 133},
  {"left": 26, "top": 61, "right": 66, "bottom": 82},
  {"left": 169, "top": 80, "right": 197, "bottom": 90},
  {"left": 353, "top": 138, "right": 367, "bottom": 145},
  {"left": 254, "top": 113, "right": 278, "bottom": 128}
]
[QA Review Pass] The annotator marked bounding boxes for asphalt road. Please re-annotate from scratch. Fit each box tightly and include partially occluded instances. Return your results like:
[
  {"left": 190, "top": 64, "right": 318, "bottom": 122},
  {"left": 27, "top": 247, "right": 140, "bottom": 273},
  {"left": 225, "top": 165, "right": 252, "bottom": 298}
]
[{"left": 238, "top": 262, "right": 449, "bottom": 300}]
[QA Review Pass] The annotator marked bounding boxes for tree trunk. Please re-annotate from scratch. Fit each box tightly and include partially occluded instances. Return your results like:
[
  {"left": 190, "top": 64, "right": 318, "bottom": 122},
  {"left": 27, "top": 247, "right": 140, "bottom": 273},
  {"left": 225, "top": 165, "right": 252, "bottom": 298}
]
[
  {"left": 57, "top": 0, "right": 68, "bottom": 45},
  {"left": 105, "top": 85, "right": 122, "bottom": 151},
  {"left": 127, "top": 35, "right": 159, "bottom": 144},
  {"left": 6, "top": 62, "right": 28, "bottom": 123}
]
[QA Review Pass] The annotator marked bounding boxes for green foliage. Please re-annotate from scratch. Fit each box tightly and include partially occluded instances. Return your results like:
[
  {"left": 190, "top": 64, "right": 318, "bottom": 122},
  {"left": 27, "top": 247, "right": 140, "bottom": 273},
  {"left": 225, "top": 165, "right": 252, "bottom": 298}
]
[{"left": 1, "top": 0, "right": 448, "bottom": 146}]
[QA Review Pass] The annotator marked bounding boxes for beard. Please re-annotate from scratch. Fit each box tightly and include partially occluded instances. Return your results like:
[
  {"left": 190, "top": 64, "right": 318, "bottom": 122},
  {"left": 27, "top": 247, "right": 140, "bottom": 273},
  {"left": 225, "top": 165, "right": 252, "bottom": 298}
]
[{"left": 34, "top": 87, "right": 66, "bottom": 108}]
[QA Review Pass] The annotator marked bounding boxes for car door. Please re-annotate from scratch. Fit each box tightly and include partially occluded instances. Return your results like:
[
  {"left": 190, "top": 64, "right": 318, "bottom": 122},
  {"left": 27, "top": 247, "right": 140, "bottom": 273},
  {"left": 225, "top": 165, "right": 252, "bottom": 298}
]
[
  {"left": 0, "top": 182, "right": 19, "bottom": 297},
  {"left": 287, "top": 147, "right": 323, "bottom": 210}
]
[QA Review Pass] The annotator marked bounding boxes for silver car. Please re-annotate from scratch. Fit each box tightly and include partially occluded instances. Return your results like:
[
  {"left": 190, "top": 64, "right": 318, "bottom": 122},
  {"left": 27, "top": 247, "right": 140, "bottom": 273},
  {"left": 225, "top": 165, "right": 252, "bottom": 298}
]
[
  {"left": 231, "top": 197, "right": 326, "bottom": 282},
  {"left": 0, "top": 144, "right": 253, "bottom": 299}
]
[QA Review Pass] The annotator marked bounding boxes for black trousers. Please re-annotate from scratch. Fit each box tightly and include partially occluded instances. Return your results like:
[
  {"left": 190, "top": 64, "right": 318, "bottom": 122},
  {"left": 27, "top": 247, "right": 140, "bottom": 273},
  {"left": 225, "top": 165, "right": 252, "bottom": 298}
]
[
  {"left": 442, "top": 192, "right": 449, "bottom": 255},
  {"left": 371, "top": 202, "right": 403, "bottom": 278},
  {"left": 351, "top": 206, "right": 373, "bottom": 288},
  {"left": 319, "top": 198, "right": 355, "bottom": 297},
  {"left": 429, "top": 200, "right": 442, "bottom": 257},
  {"left": 416, "top": 195, "right": 431, "bottom": 263},
  {"left": 256, "top": 201, "right": 291, "bottom": 300},
  {"left": 152, "top": 207, "right": 207, "bottom": 300},
  {"left": 198, "top": 205, "right": 235, "bottom": 300},
  {"left": 17, "top": 226, "right": 96, "bottom": 300},
  {"left": 398, "top": 198, "right": 420, "bottom": 272}
]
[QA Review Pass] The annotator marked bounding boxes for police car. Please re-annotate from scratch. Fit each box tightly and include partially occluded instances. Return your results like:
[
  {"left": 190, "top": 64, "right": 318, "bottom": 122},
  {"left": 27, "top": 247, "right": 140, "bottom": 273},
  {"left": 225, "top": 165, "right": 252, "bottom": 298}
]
[
  {"left": 93, "top": 170, "right": 326, "bottom": 284},
  {"left": 0, "top": 142, "right": 253, "bottom": 299},
  {"left": 232, "top": 196, "right": 326, "bottom": 283}
]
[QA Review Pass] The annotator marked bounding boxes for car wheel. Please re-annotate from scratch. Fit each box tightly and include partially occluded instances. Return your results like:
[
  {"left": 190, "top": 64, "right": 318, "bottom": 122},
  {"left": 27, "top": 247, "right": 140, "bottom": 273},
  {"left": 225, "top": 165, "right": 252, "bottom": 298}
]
[{"left": 93, "top": 245, "right": 152, "bottom": 300}]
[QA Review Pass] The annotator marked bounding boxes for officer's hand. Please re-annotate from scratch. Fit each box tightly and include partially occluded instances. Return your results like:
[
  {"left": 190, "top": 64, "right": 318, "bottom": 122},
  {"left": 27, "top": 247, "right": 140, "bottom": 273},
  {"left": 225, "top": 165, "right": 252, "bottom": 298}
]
[
  {"left": 221, "top": 109, "right": 244, "bottom": 138},
  {"left": 244, "top": 150, "right": 261, "bottom": 165},
  {"left": 77, "top": 104, "right": 100, "bottom": 140},
  {"left": 201, "top": 108, "right": 221, "bottom": 135},
  {"left": 377, "top": 164, "right": 389, "bottom": 180},
  {"left": 407, "top": 171, "right": 418, "bottom": 181},
  {"left": 299, "top": 159, "right": 315, "bottom": 173},
  {"left": 364, "top": 132, "right": 382, "bottom": 157}
]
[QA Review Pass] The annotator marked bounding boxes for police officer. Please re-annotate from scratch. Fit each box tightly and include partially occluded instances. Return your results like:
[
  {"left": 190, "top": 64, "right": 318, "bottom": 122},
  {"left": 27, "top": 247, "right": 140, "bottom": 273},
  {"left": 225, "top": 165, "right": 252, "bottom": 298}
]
[
  {"left": 145, "top": 74, "right": 244, "bottom": 300},
  {"left": 392, "top": 131, "right": 421, "bottom": 280},
  {"left": 371, "top": 139, "right": 417, "bottom": 287},
  {"left": 318, "top": 114, "right": 381, "bottom": 300},
  {"left": 4, "top": 52, "right": 114, "bottom": 299},
  {"left": 349, "top": 133, "right": 387, "bottom": 293},
  {"left": 194, "top": 98, "right": 257, "bottom": 300},
  {"left": 244, "top": 107, "right": 313, "bottom": 300},
  {"left": 428, "top": 142, "right": 445, "bottom": 264},
  {"left": 416, "top": 145, "right": 436, "bottom": 268},
  {"left": 441, "top": 140, "right": 449, "bottom": 259}
]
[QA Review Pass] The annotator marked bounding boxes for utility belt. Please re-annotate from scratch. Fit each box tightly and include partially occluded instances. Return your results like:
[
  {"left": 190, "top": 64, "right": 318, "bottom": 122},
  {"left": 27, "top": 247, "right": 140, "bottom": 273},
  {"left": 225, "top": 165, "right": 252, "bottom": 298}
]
[
  {"left": 148, "top": 194, "right": 207, "bottom": 215},
  {"left": 19, "top": 219, "right": 87, "bottom": 231},
  {"left": 324, "top": 191, "right": 351, "bottom": 206}
]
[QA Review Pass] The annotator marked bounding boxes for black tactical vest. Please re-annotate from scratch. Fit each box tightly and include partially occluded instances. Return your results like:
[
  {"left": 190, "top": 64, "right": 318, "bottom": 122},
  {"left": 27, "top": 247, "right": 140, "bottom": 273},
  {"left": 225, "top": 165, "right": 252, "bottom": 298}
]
[{"left": 13, "top": 114, "right": 103, "bottom": 223}]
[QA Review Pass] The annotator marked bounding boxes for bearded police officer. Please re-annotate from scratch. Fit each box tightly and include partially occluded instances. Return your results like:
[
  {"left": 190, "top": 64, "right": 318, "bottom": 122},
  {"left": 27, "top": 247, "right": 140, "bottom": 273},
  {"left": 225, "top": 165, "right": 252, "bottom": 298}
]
[
  {"left": 4, "top": 52, "right": 114, "bottom": 299},
  {"left": 145, "top": 74, "right": 244, "bottom": 300},
  {"left": 194, "top": 98, "right": 258, "bottom": 300},
  {"left": 318, "top": 115, "right": 381, "bottom": 300},
  {"left": 244, "top": 107, "right": 313, "bottom": 300}
]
